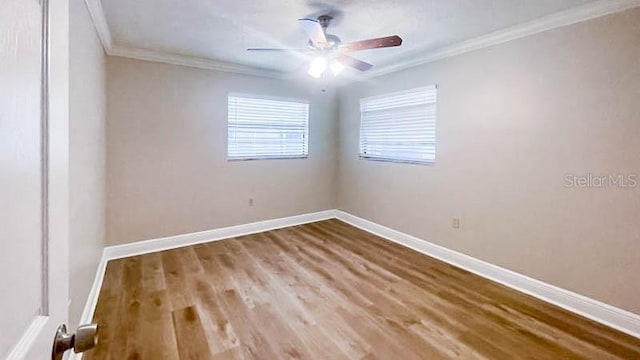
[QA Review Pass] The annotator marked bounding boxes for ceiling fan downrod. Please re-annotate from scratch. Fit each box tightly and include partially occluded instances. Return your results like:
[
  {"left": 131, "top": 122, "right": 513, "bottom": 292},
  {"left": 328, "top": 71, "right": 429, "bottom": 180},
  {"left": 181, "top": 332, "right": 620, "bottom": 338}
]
[{"left": 317, "top": 15, "right": 333, "bottom": 31}]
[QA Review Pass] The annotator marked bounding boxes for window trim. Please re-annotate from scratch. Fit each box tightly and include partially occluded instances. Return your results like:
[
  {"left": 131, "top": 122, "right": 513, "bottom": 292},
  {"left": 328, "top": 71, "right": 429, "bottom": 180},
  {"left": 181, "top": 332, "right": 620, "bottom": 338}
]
[
  {"left": 226, "top": 93, "right": 310, "bottom": 161},
  {"left": 358, "top": 85, "right": 437, "bottom": 165}
]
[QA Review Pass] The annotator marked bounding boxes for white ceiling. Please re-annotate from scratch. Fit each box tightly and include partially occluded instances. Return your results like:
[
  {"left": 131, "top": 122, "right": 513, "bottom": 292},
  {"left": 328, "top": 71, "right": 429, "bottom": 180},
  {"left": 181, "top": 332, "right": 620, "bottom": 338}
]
[{"left": 101, "top": 0, "right": 603, "bottom": 74}]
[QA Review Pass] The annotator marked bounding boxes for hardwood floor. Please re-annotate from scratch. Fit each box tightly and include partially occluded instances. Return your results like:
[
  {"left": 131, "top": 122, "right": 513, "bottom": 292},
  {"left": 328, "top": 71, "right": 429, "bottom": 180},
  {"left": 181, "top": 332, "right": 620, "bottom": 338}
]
[{"left": 85, "top": 220, "right": 640, "bottom": 359}]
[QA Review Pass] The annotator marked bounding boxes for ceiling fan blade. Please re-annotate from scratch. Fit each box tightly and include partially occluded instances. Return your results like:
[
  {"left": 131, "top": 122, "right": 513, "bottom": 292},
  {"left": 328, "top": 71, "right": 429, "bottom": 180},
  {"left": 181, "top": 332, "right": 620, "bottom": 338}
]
[
  {"left": 298, "top": 18, "right": 327, "bottom": 48},
  {"left": 247, "top": 48, "right": 312, "bottom": 52},
  {"left": 338, "top": 35, "right": 403, "bottom": 53},
  {"left": 337, "top": 54, "right": 373, "bottom": 71}
]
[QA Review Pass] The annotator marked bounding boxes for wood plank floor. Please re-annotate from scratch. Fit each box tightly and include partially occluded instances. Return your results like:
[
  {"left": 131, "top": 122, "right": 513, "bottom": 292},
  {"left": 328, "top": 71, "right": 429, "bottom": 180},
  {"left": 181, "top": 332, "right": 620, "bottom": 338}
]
[{"left": 84, "top": 220, "right": 640, "bottom": 359}]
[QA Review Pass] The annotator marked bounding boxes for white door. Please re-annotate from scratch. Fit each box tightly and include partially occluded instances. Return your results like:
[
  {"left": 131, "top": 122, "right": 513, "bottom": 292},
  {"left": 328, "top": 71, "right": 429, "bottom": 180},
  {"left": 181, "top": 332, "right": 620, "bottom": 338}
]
[{"left": 1, "top": 0, "right": 72, "bottom": 358}]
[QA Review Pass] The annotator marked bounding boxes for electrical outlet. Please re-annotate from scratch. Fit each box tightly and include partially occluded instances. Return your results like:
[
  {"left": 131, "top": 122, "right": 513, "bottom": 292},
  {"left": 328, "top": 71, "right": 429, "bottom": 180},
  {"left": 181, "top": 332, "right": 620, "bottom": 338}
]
[
  {"left": 452, "top": 218, "right": 461, "bottom": 229},
  {"left": 248, "top": 198, "right": 254, "bottom": 206}
]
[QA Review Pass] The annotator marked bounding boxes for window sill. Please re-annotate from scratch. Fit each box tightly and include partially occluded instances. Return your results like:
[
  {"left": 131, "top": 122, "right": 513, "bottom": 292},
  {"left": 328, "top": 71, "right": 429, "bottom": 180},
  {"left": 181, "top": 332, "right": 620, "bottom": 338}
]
[
  {"left": 359, "top": 156, "right": 435, "bottom": 166},
  {"left": 228, "top": 155, "right": 309, "bottom": 162}
]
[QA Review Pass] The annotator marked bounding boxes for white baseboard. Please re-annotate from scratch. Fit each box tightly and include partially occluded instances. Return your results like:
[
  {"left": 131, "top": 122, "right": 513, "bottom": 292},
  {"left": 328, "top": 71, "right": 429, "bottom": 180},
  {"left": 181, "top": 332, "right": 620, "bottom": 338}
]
[
  {"left": 73, "top": 251, "right": 108, "bottom": 360},
  {"left": 103, "top": 210, "right": 336, "bottom": 260},
  {"left": 74, "top": 208, "right": 639, "bottom": 359},
  {"left": 335, "top": 210, "right": 640, "bottom": 339}
]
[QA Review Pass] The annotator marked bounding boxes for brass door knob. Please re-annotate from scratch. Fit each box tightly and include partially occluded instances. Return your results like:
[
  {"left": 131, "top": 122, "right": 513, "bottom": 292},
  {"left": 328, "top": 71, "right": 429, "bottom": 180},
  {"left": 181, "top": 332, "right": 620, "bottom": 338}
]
[{"left": 52, "top": 323, "right": 99, "bottom": 360}]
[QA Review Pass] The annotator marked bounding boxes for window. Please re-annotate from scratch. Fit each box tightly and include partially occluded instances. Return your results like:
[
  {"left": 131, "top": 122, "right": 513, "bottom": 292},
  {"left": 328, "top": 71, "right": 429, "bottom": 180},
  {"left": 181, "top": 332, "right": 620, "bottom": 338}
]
[
  {"left": 359, "top": 85, "right": 437, "bottom": 164},
  {"left": 227, "top": 95, "right": 309, "bottom": 160}
]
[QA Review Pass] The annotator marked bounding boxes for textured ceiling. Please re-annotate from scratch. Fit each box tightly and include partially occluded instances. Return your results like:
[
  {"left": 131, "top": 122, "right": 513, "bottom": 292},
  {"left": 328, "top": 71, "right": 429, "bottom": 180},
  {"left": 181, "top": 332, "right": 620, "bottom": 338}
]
[{"left": 102, "top": 0, "right": 599, "bottom": 73}]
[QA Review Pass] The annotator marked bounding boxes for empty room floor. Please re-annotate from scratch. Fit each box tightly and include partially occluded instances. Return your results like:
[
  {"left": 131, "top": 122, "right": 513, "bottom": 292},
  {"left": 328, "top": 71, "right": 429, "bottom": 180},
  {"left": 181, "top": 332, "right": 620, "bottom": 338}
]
[{"left": 85, "top": 220, "right": 640, "bottom": 359}]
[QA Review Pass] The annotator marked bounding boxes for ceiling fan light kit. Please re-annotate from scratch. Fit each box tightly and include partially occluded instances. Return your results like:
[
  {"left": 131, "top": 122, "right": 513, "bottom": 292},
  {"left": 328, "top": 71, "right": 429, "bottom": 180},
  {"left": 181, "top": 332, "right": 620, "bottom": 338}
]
[
  {"left": 330, "top": 59, "right": 345, "bottom": 76},
  {"left": 308, "top": 56, "right": 328, "bottom": 78},
  {"left": 248, "top": 14, "right": 403, "bottom": 79}
]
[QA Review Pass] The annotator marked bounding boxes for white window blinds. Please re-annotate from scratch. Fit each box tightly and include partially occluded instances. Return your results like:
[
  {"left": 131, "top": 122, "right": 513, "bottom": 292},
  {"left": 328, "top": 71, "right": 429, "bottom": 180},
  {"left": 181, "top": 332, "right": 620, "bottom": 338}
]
[
  {"left": 228, "top": 95, "right": 309, "bottom": 160},
  {"left": 359, "top": 85, "right": 437, "bottom": 164}
]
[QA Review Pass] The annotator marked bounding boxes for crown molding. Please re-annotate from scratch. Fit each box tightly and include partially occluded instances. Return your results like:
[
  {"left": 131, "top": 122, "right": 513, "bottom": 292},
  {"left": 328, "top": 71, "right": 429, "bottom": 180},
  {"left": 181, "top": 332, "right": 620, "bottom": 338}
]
[
  {"left": 368, "top": 0, "right": 640, "bottom": 77},
  {"left": 80, "top": 0, "right": 285, "bottom": 78},
  {"left": 108, "top": 45, "right": 286, "bottom": 79},
  {"left": 83, "top": 0, "right": 640, "bottom": 79},
  {"left": 83, "top": 0, "right": 112, "bottom": 51}
]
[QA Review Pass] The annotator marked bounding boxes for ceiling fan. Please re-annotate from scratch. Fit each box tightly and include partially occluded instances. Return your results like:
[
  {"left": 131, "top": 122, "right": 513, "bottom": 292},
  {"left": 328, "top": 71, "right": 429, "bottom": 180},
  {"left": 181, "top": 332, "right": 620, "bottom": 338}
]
[{"left": 247, "top": 15, "right": 403, "bottom": 78}]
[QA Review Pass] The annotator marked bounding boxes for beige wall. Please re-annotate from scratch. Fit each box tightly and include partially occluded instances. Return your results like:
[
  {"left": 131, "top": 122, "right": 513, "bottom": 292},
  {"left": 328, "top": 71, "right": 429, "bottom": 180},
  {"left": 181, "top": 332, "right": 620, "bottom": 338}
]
[
  {"left": 69, "top": 0, "right": 107, "bottom": 325},
  {"left": 104, "top": 9, "right": 639, "bottom": 313},
  {"left": 106, "top": 58, "right": 338, "bottom": 245},
  {"left": 337, "top": 9, "right": 640, "bottom": 314}
]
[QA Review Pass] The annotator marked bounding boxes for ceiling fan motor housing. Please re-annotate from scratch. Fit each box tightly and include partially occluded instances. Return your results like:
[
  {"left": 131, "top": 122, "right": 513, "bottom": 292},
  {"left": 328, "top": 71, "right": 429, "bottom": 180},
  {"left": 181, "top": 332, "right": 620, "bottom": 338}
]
[
  {"left": 308, "top": 34, "right": 341, "bottom": 49},
  {"left": 326, "top": 34, "right": 341, "bottom": 47}
]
